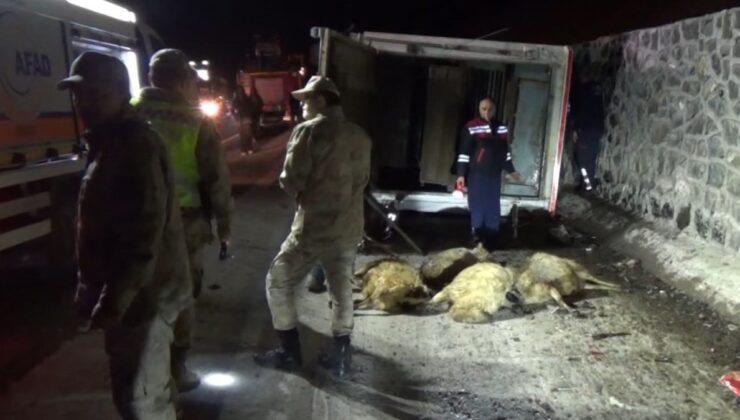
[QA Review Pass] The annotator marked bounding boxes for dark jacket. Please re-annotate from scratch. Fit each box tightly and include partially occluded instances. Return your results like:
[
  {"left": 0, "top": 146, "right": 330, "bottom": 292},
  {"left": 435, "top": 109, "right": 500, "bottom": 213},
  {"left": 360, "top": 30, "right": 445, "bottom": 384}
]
[
  {"left": 75, "top": 105, "right": 192, "bottom": 326},
  {"left": 232, "top": 89, "right": 263, "bottom": 121},
  {"left": 456, "top": 117, "right": 516, "bottom": 177}
]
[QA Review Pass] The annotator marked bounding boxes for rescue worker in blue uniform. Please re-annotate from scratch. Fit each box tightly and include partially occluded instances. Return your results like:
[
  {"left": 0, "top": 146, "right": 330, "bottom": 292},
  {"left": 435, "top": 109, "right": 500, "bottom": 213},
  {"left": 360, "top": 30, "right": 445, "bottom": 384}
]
[
  {"left": 456, "top": 98, "right": 521, "bottom": 250},
  {"left": 570, "top": 66, "right": 605, "bottom": 192}
]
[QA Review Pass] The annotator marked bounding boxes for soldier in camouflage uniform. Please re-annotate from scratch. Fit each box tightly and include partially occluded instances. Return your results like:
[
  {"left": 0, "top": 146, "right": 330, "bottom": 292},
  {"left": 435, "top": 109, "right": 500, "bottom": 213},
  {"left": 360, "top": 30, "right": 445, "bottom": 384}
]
[
  {"left": 61, "top": 52, "right": 191, "bottom": 420},
  {"left": 132, "top": 49, "right": 233, "bottom": 392},
  {"left": 254, "top": 76, "right": 372, "bottom": 377}
]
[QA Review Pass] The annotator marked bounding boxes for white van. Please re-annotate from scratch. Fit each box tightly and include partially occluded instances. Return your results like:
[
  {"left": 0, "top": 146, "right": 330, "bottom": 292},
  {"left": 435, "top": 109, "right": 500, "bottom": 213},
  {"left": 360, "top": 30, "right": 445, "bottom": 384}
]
[
  {"left": 311, "top": 27, "right": 572, "bottom": 220},
  {"left": 0, "top": 0, "right": 163, "bottom": 255}
]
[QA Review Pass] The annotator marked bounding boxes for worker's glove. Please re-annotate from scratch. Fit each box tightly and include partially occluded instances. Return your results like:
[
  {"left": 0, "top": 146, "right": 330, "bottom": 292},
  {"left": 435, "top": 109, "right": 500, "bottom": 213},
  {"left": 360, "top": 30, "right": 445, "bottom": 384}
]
[
  {"left": 455, "top": 177, "right": 466, "bottom": 191},
  {"left": 219, "top": 240, "right": 230, "bottom": 261}
]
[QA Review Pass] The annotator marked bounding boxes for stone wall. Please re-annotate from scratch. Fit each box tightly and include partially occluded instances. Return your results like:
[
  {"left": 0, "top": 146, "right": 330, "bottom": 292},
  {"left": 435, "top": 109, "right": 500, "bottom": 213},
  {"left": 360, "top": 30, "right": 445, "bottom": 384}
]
[{"left": 567, "top": 8, "right": 740, "bottom": 252}]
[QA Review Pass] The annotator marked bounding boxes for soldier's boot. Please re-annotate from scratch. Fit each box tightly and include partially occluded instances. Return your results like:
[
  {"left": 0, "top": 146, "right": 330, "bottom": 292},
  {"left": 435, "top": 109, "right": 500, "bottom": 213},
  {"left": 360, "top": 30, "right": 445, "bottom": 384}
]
[
  {"left": 253, "top": 328, "right": 302, "bottom": 371},
  {"left": 171, "top": 346, "right": 201, "bottom": 393},
  {"left": 318, "top": 335, "right": 351, "bottom": 378},
  {"left": 306, "top": 265, "right": 327, "bottom": 294}
]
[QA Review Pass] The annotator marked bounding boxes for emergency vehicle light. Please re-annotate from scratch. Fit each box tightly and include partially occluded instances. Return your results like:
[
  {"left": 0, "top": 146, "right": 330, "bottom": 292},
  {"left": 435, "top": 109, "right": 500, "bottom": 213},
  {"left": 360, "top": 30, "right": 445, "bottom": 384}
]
[{"left": 66, "top": 0, "right": 137, "bottom": 23}]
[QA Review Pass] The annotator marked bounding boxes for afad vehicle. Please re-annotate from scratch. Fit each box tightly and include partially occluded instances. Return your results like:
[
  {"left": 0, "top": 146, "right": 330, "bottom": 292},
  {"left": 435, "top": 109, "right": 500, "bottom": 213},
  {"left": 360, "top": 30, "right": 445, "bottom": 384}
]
[{"left": 0, "top": 0, "right": 164, "bottom": 265}]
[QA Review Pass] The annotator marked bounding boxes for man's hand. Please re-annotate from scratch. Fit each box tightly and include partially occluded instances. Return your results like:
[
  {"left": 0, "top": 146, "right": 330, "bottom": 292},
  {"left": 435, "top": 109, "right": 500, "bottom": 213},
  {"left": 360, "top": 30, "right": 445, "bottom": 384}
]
[
  {"left": 510, "top": 172, "right": 523, "bottom": 183},
  {"left": 455, "top": 176, "right": 466, "bottom": 191},
  {"left": 219, "top": 240, "right": 230, "bottom": 261}
]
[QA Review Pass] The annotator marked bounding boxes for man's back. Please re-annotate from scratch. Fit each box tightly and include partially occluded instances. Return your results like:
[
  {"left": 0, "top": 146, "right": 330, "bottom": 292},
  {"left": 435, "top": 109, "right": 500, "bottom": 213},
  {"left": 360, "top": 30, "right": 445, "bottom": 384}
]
[
  {"left": 76, "top": 108, "right": 192, "bottom": 324},
  {"left": 282, "top": 107, "right": 371, "bottom": 248}
]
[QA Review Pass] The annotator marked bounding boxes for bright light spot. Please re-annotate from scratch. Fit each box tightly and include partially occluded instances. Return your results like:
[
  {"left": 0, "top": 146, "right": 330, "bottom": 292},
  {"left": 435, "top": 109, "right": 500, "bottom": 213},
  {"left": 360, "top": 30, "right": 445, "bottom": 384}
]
[
  {"left": 299, "top": 67, "right": 307, "bottom": 76},
  {"left": 388, "top": 212, "right": 398, "bottom": 222},
  {"left": 188, "top": 61, "right": 196, "bottom": 67},
  {"left": 121, "top": 50, "right": 140, "bottom": 96},
  {"left": 196, "top": 69, "right": 210, "bottom": 81},
  {"left": 202, "top": 373, "right": 236, "bottom": 387},
  {"left": 200, "top": 100, "right": 220, "bottom": 118},
  {"left": 201, "top": 60, "right": 210, "bottom": 66},
  {"left": 66, "top": 0, "right": 137, "bottom": 23},
  {"left": 452, "top": 190, "right": 464, "bottom": 199}
]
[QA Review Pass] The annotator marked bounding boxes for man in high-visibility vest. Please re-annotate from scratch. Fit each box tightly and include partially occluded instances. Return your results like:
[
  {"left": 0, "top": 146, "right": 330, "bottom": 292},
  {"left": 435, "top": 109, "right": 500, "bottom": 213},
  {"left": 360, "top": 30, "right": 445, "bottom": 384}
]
[{"left": 132, "top": 49, "right": 233, "bottom": 392}]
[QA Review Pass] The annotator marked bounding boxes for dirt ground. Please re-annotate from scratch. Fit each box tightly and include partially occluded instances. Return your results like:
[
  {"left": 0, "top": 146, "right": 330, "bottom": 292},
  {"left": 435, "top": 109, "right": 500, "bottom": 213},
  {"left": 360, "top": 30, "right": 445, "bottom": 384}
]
[{"left": 0, "top": 187, "right": 738, "bottom": 420}]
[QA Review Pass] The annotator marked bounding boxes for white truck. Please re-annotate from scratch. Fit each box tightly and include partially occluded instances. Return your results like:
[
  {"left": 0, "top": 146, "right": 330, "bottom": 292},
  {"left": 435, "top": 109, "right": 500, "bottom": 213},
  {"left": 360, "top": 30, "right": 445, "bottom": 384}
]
[
  {"left": 311, "top": 27, "right": 572, "bottom": 224},
  {"left": 0, "top": 0, "right": 163, "bottom": 265}
]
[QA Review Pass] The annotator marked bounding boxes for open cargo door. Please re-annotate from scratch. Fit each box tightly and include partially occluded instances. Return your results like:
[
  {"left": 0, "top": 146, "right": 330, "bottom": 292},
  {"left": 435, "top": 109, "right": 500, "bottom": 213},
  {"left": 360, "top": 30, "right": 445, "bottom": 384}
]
[
  {"left": 312, "top": 28, "right": 571, "bottom": 216},
  {"left": 311, "top": 27, "right": 376, "bottom": 133}
]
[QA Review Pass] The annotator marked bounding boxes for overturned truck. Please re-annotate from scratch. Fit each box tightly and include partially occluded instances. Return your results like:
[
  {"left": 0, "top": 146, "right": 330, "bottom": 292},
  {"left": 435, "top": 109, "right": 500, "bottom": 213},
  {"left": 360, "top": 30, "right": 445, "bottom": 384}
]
[{"left": 311, "top": 27, "right": 572, "bottom": 230}]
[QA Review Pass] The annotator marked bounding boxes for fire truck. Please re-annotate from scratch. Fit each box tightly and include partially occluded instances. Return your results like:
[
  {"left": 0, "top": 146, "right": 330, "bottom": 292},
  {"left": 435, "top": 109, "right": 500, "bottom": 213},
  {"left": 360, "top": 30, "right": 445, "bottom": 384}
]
[
  {"left": 0, "top": 0, "right": 164, "bottom": 268},
  {"left": 239, "top": 36, "right": 305, "bottom": 127}
]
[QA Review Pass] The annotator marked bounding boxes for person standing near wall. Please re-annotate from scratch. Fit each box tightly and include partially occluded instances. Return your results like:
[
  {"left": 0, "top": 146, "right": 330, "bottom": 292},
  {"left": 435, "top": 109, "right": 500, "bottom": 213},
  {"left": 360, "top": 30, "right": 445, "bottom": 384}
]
[
  {"left": 570, "top": 65, "right": 606, "bottom": 192},
  {"left": 456, "top": 97, "right": 521, "bottom": 251}
]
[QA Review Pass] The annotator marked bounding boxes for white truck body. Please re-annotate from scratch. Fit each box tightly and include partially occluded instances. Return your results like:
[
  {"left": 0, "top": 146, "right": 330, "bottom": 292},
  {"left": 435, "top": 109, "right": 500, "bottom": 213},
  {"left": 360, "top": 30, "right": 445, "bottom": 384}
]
[{"left": 311, "top": 27, "right": 572, "bottom": 217}]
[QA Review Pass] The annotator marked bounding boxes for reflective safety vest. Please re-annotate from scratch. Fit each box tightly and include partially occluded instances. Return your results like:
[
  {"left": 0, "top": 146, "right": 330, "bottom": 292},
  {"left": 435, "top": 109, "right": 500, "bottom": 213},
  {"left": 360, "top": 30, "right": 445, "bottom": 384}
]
[{"left": 131, "top": 96, "right": 202, "bottom": 208}]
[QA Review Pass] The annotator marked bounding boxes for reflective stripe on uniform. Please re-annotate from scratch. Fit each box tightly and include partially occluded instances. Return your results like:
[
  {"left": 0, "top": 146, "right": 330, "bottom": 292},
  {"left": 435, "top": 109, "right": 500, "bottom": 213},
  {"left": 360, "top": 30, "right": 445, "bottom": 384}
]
[
  {"left": 457, "top": 154, "right": 470, "bottom": 163},
  {"left": 468, "top": 125, "right": 492, "bottom": 134},
  {"left": 506, "top": 152, "right": 512, "bottom": 161},
  {"left": 497, "top": 126, "right": 508, "bottom": 134}
]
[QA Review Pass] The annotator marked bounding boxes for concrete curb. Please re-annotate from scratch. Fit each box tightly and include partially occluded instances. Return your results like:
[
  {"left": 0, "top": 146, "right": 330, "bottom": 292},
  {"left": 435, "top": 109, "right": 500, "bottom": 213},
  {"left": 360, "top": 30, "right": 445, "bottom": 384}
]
[{"left": 557, "top": 191, "right": 740, "bottom": 325}]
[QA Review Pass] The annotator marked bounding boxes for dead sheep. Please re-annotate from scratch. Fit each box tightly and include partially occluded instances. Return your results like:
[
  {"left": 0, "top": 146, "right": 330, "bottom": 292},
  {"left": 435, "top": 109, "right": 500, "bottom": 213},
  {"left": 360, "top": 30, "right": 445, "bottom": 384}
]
[
  {"left": 429, "top": 262, "right": 515, "bottom": 323},
  {"left": 421, "top": 247, "right": 479, "bottom": 290},
  {"left": 512, "top": 252, "right": 621, "bottom": 311},
  {"left": 353, "top": 258, "right": 431, "bottom": 312}
]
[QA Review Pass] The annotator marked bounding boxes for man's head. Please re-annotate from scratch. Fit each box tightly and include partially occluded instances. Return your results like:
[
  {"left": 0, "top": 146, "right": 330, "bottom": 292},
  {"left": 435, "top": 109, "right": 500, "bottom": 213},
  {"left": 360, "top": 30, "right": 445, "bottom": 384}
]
[
  {"left": 478, "top": 97, "right": 496, "bottom": 121},
  {"left": 291, "top": 75, "right": 341, "bottom": 120},
  {"left": 149, "top": 49, "right": 197, "bottom": 98},
  {"left": 58, "top": 52, "right": 131, "bottom": 129}
]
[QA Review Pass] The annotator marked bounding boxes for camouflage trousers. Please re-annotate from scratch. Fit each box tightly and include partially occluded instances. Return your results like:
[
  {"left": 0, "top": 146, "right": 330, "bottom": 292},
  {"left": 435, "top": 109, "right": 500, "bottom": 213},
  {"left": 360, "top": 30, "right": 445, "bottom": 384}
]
[
  {"left": 173, "top": 210, "right": 210, "bottom": 349},
  {"left": 105, "top": 314, "right": 176, "bottom": 420},
  {"left": 266, "top": 237, "right": 357, "bottom": 336}
]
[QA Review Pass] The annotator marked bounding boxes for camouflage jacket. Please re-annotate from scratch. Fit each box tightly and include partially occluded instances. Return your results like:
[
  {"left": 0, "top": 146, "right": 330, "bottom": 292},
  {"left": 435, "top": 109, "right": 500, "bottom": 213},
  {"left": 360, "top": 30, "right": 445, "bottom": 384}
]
[
  {"left": 280, "top": 106, "right": 372, "bottom": 248},
  {"left": 75, "top": 106, "right": 192, "bottom": 325},
  {"left": 136, "top": 87, "right": 233, "bottom": 243}
]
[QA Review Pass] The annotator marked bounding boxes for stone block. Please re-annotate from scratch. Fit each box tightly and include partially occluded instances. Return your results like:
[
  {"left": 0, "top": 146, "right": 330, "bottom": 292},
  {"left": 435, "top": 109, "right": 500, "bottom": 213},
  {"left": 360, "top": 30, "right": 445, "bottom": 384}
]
[
  {"left": 707, "top": 136, "right": 725, "bottom": 159},
  {"left": 694, "top": 209, "right": 710, "bottom": 239},
  {"left": 733, "top": 63, "right": 740, "bottom": 79},
  {"left": 682, "top": 80, "right": 701, "bottom": 95},
  {"left": 712, "top": 220, "right": 727, "bottom": 245},
  {"left": 687, "top": 115, "right": 706, "bottom": 135},
  {"left": 729, "top": 153, "right": 740, "bottom": 171},
  {"left": 676, "top": 205, "right": 692, "bottom": 230},
  {"left": 730, "top": 81, "right": 739, "bottom": 100},
  {"left": 689, "top": 161, "right": 708, "bottom": 181},
  {"left": 735, "top": 38, "right": 740, "bottom": 58},
  {"left": 651, "top": 31, "right": 659, "bottom": 50},
  {"left": 722, "top": 121, "right": 739, "bottom": 147},
  {"left": 736, "top": 9, "right": 740, "bottom": 30},
  {"left": 705, "top": 189, "right": 718, "bottom": 212},
  {"left": 705, "top": 118, "right": 719, "bottom": 135},
  {"left": 682, "top": 137, "right": 697, "bottom": 154},
  {"left": 728, "top": 231, "right": 740, "bottom": 252},
  {"left": 712, "top": 54, "right": 721, "bottom": 76},
  {"left": 696, "top": 139, "right": 708, "bottom": 157},
  {"left": 728, "top": 173, "right": 740, "bottom": 198},
  {"left": 701, "top": 17, "right": 715, "bottom": 37},
  {"left": 661, "top": 202, "right": 674, "bottom": 219},
  {"left": 650, "top": 196, "right": 661, "bottom": 217},
  {"left": 673, "top": 27, "right": 681, "bottom": 45},
  {"left": 723, "top": 11, "right": 733, "bottom": 39},
  {"left": 707, "top": 93, "right": 727, "bottom": 117},
  {"left": 641, "top": 32, "right": 651, "bottom": 47}
]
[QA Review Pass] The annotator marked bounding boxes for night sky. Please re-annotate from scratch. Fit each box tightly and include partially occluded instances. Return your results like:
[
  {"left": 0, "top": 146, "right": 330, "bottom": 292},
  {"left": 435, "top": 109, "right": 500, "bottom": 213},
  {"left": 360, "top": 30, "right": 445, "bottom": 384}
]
[{"left": 119, "top": 0, "right": 739, "bottom": 82}]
